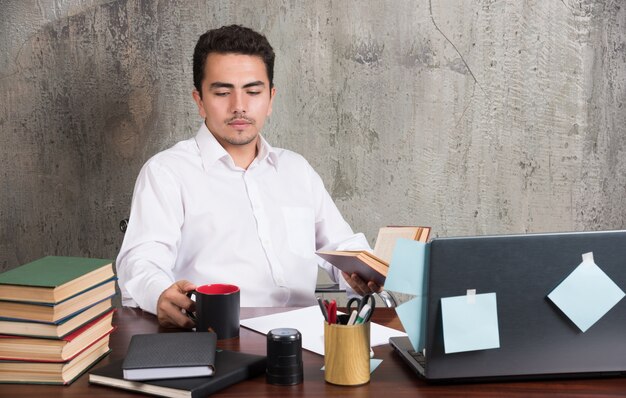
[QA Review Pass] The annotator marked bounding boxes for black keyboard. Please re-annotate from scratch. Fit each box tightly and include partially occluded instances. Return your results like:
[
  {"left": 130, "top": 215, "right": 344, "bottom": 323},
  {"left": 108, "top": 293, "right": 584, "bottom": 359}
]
[{"left": 409, "top": 350, "right": 426, "bottom": 367}]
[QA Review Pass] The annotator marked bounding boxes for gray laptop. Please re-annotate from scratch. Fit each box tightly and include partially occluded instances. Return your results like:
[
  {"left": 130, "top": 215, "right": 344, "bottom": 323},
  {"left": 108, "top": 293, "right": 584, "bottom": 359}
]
[{"left": 390, "top": 230, "right": 626, "bottom": 382}]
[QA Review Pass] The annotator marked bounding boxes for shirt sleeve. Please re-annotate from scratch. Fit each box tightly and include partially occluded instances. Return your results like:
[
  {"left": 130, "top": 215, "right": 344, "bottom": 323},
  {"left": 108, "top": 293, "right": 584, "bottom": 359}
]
[
  {"left": 305, "top": 162, "right": 373, "bottom": 295},
  {"left": 116, "top": 158, "right": 184, "bottom": 315}
]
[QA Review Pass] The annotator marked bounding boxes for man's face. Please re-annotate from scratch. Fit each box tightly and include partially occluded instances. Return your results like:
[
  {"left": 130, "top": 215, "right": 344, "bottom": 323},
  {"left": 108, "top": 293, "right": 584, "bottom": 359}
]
[{"left": 192, "top": 53, "right": 275, "bottom": 150}]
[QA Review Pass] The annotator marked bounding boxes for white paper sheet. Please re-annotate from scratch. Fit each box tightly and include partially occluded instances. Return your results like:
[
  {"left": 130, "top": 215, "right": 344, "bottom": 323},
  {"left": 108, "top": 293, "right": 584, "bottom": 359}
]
[{"left": 241, "top": 306, "right": 406, "bottom": 356}]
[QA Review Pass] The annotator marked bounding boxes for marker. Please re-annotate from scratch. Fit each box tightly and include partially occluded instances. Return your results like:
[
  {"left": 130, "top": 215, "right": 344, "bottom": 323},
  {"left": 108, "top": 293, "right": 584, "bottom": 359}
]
[
  {"left": 354, "top": 303, "right": 371, "bottom": 324},
  {"left": 328, "top": 300, "right": 337, "bottom": 324}
]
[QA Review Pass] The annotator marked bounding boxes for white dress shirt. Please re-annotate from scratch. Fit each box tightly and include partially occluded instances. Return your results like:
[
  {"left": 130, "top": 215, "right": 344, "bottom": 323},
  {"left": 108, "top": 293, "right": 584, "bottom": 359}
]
[{"left": 116, "top": 123, "right": 370, "bottom": 315}]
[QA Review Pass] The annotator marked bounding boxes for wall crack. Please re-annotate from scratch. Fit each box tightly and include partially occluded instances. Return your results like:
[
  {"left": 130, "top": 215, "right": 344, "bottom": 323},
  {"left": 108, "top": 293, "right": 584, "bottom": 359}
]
[{"left": 428, "top": 0, "right": 485, "bottom": 95}]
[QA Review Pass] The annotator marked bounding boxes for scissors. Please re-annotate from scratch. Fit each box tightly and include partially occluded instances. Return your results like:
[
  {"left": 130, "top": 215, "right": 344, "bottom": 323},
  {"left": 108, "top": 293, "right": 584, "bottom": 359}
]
[{"left": 346, "top": 294, "right": 376, "bottom": 323}]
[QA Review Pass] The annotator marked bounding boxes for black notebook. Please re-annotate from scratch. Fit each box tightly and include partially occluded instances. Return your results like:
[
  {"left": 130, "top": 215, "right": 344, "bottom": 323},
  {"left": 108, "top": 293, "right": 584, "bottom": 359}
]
[
  {"left": 123, "top": 332, "right": 217, "bottom": 380},
  {"left": 90, "top": 350, "right": 267, "bottom": 398}
]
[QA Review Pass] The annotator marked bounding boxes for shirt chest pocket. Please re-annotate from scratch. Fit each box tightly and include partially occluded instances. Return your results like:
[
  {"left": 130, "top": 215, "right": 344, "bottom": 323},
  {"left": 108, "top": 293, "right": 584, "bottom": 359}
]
[{"left": 281, "top": 207, "right": 316, "bottom": 257}]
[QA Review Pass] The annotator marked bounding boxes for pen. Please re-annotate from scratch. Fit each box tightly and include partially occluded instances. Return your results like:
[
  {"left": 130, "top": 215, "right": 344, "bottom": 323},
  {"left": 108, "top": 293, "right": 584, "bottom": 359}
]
[
  {"left": 354, "top": 303, "right": 371, "bottom": 324},
  {"left": 316, "top": 297, "right": 329, "bottom": 322},
  {"left": 347, "top": 309, "right": 358, "bottom": 325}
]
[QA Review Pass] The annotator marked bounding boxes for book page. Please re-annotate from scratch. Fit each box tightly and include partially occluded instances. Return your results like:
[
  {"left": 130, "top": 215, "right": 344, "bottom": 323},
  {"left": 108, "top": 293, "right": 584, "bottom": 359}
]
[{"left": 373, "top": 227, "right": 423, "bottom": 263}]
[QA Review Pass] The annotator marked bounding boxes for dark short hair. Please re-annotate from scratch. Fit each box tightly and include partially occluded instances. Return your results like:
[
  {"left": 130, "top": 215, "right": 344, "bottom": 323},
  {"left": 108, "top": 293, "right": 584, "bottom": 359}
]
[{"left": 193, "top": 25, "right": 275, "bottom": 97}]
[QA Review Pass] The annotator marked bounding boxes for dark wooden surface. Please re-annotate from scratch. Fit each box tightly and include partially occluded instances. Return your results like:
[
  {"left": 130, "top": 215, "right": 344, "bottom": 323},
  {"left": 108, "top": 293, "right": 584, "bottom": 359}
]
[{"left": 2, "top": 307, "right": 626, "bottom": 397}]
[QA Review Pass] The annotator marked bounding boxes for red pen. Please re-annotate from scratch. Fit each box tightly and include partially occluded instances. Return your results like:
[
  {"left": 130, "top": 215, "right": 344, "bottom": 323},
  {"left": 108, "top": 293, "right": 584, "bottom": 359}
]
[{"left": 327, "top": 300, "right": 337, "bottom": 324}]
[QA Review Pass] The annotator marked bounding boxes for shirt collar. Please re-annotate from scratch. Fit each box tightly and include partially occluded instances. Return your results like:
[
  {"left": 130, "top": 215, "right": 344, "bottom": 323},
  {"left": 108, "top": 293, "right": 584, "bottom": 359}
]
[{"left": 194, "top": 123, "right": 279, "bottom": 171}]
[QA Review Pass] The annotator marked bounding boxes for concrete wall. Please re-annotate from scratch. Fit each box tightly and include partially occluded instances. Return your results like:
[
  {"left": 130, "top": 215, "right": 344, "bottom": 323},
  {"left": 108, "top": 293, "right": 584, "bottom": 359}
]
[{"left": 1, "top": 0, "right": 625, "bottom": 274}]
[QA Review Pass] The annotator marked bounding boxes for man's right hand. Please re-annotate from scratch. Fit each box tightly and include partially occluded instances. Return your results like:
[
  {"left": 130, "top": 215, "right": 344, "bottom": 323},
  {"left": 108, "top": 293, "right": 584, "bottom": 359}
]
[{"left": 156, "top": 280, "right": 197, "bottom": 328}]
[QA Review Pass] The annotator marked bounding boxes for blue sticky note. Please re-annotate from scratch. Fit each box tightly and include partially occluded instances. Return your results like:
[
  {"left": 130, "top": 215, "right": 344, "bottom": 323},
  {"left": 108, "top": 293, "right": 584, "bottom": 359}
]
[
  {"left": 386, "top": 239, "right": 429, "bottom": 351},
  {"left": 395, "top": 296, "right": 426, "bottom": 352},
  {"left": 441, "top": 292, "right": 500, "bottom": 354},
  {"left": 548, "top": 252, "right": 625, "bottom": 332},
  {"left": 369, "top": 358, "right": 383, "bottom": 373},
  {"left": 386, "top": 239, "right": 428, "bottom": 296}
]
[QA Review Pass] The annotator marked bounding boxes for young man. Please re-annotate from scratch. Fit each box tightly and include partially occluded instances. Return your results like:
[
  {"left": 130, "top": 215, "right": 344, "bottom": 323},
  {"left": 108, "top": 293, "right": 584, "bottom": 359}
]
[{"left": 116, "top": 25, "right": 380, "bottom": 328}]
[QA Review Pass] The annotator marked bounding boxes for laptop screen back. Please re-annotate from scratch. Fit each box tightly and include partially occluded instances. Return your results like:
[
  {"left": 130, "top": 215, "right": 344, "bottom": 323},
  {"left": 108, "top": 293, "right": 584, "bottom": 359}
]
[{"left": 423, "top": 230, "right": 626, "bottom": 380}]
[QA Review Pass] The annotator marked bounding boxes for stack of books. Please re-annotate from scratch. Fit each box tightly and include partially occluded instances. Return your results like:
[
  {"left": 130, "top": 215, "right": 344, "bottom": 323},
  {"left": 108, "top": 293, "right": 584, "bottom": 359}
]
[{"left": 0, "top": 256, "right": 116, "bottom": 384}]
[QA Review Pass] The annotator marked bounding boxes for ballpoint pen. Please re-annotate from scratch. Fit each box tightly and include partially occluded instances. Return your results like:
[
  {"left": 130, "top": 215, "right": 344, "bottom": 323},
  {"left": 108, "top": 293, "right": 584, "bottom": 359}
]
[
  {"left": 347, "top": 309, "right": 358, "bottom": 325},
  {"left": 316, "top": 297, "right": 329, "bottom": 322}
]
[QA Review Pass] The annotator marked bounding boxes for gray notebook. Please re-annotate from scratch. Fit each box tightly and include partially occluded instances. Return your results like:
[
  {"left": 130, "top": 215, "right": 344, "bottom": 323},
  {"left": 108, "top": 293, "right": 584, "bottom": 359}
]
[
  {"left": 391, "top": 230, "right": 626, "bottom": 382},
  {"left": 123, "top": 332, "right": 217, "bottom": 380},
  {"left": 91, "top": 349, "right": 266, "bottom": 398}
]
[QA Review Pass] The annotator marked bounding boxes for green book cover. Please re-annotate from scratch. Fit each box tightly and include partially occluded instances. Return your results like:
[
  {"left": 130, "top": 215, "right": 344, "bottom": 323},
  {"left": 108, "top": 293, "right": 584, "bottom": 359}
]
[{"left": 0, "top": 256, "right": 112, "bottom": 288}]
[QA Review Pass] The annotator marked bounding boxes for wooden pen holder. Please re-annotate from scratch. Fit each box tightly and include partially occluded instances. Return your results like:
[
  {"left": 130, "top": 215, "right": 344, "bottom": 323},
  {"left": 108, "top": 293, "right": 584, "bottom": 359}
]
[{"left": 323, "top": 321, "right": 370, "bottom": 386}]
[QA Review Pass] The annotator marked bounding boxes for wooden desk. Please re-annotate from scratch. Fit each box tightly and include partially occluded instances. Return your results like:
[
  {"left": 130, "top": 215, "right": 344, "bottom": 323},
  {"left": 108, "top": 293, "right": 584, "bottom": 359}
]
[{"left": 2, "top": 307, "right": 626, "bottom": 397}]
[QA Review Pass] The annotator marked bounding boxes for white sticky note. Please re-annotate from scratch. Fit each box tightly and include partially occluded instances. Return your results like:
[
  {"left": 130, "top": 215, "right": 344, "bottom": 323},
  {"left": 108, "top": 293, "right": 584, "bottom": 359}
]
[{"left": 441, "top": 292, "right": 500, "bottom": 354}]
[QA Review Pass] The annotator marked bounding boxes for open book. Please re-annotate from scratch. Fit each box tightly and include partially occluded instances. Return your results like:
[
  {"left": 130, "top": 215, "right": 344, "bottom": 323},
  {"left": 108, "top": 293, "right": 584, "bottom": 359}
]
[{"left": 316, "top": 226, "right": 431, "bottom": 286}]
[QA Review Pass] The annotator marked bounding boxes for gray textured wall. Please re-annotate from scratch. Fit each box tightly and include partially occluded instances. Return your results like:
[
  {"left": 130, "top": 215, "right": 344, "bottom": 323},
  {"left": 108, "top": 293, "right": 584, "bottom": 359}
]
[{"left": 1, "top": 0, "right": 625, "bottom": 273}]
